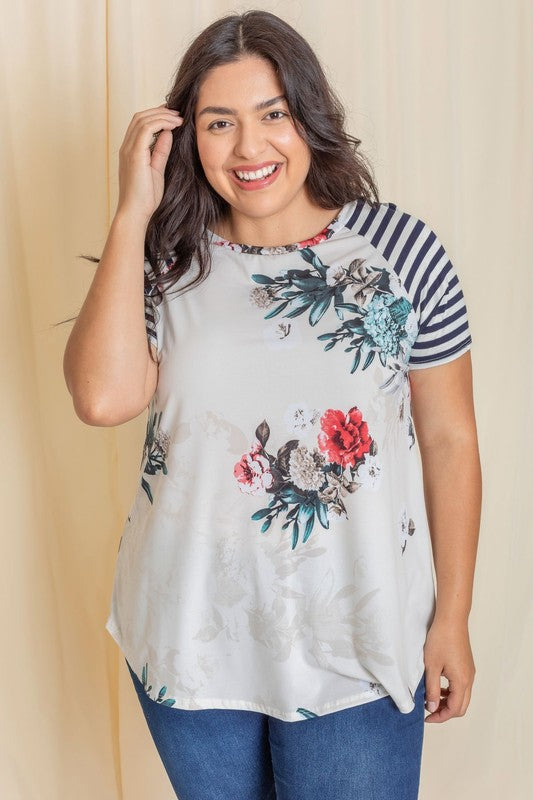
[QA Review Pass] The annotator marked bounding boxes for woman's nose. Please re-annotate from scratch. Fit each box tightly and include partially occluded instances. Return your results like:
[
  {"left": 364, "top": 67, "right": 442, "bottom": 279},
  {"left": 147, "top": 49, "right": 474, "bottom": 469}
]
[{"left": 233, "top": 123, "right": 267, "bottom": 159}]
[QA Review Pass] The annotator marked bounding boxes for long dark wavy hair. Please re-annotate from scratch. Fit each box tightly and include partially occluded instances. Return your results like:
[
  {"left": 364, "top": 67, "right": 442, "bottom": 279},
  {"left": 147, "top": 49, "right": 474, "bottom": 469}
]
[{"left": 61, "top": 9, "right": 380, "bottom": 364}]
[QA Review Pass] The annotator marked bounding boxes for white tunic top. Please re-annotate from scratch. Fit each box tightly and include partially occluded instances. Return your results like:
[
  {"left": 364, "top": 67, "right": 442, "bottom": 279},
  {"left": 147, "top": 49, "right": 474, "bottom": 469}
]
[{"left": 105, "top": 198, "right": 473, "bottom": 721}]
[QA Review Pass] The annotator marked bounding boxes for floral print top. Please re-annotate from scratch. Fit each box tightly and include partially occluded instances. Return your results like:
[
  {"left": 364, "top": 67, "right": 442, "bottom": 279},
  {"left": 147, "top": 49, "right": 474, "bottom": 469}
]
[{"left": 105, "top": 198, "right": 473, "bottom": 722}]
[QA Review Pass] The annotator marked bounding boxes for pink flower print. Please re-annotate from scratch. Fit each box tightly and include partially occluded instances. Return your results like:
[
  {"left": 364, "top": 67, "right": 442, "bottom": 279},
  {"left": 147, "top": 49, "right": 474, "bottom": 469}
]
[{"left": 234, "top": 441, "right": 274, "bottom": 495}]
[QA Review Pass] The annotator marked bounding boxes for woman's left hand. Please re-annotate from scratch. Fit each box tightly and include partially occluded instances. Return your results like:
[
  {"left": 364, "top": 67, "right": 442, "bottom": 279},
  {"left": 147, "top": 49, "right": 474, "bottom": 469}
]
[{"left": 422, "top": 616, "right": 476, "bottom": 723}]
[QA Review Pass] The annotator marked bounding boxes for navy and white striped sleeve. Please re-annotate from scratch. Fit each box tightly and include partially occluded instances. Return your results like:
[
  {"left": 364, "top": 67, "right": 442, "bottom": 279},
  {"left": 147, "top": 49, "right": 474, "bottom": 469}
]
[
  {"left": 143, "top": 258, "right": 163, "bottom": 362},
  {"left": 406, "top": 224, "right": 473, "bottom": 369}
]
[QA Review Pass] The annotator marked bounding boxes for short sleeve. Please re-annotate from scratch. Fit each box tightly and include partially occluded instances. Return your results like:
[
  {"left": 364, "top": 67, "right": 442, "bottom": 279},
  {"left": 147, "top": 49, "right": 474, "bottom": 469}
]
[
  {"left": 407, "top": 227, "right": 473, "bottom": 370},
  {"left": 143, "top": 257, "right": 167, "bottom": 363}
]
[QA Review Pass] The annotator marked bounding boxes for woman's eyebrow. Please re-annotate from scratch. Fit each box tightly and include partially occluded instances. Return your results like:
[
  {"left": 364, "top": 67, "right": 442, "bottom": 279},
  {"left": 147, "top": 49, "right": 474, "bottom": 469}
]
[{"left": 197, "top": 95, "right": 287, "bottom": 117}]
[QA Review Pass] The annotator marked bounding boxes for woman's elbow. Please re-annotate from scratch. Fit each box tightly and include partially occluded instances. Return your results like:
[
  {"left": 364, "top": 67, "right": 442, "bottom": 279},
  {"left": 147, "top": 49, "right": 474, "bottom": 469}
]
[{"left": 69, "top": 392, "right": 147, "bottom": 427}]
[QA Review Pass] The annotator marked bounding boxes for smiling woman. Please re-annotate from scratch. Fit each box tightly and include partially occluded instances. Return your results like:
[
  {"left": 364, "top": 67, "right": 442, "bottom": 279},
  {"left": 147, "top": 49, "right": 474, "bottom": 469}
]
[
  {"left": 63, "top": 8, "right": 481, "bottom": 800},
  {"left": 193, "top": 56, "right": 334, "bottom": 245},
  {"left": 129, "top": 10, "right": 380, "bottom": 322}
]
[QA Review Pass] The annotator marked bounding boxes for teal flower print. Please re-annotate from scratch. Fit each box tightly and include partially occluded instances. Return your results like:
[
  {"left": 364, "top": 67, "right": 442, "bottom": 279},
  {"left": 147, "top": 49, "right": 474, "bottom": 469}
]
[
  {"left": 249, "top": 248, "right": 415, "bottom": 374},
  {"left": 141, "top": 408, "right": 170, "bottom": 504},
  {"left": 141, "top": 662, "right": 176, "bottom": 706},
  {"left": 361, "top": 293, "right": 412, "bottom": 360}
]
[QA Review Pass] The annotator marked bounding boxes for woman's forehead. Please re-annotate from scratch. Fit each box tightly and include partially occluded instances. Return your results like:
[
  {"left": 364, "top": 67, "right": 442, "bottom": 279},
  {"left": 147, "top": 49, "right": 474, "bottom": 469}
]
[{"left": 195, "top": 57, "right": 283, "bottom": 106}]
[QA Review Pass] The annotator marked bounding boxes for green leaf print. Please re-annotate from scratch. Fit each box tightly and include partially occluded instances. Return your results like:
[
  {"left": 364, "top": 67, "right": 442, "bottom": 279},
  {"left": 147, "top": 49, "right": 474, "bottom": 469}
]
[
  {"left": 141, "top": 408, "right": 170, "bottom": 504},
  {"left": 250, "top": 249, "right": 416, "bottom": 374},
  {"left": 141, "top": 662, "right": 176, "bottom": 707},
  {"left": 296, "top": 707, "right": 319, "bottom": 719}
]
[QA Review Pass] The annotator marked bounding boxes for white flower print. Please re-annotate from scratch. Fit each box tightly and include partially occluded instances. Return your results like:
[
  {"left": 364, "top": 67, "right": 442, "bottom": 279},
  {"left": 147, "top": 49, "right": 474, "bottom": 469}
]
[
  {"left": 354, "top": 454, "right": 383, "bottom": 490},
  {"left": 288, "top": 445, "right": 327, "bottom": 492},
  {"left": 283, "top": 402, "right": 321, "bottom": 435},
  {"left": 398, "top": 507, "right": 416, "bottom": 554},
  {"left": 249, "top": 285, "right": 273, "bottom": 309},
  {"left": 404, "top": 308, "right": 418, "bottom": 349},
  {"left": 387, "top": 269, "right": 403, "bottom": 296},
  {"left": 325, "top": 263, "right": 346, "bottom": 286}
]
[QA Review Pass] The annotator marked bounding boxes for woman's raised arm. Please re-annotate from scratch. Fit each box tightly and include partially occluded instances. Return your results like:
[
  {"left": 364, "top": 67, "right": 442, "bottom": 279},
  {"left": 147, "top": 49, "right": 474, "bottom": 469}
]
[
  {"left": 63, "top": 210, "right": 153, "bottom": 426},
  {"left": 63, "top": 104, "right": 183, "bottom": 426}
]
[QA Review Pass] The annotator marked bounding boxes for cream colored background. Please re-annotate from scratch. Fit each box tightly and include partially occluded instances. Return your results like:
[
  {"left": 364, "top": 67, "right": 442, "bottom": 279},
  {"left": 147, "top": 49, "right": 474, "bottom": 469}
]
[{"left": 1, "top": 1, "right": 531, "bottom": 798}]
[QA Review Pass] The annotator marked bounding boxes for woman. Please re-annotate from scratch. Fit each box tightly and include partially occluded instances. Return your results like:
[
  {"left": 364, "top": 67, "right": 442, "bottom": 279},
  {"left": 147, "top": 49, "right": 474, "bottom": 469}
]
[{"left": 63, "top": 9, "right": 481, "bottom": 800}]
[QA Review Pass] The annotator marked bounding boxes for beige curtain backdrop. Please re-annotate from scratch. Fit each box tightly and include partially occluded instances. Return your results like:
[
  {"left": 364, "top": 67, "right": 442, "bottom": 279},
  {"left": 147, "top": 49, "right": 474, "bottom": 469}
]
[{"left": 1, "top": 0, "right": 531, "bottom": 797}]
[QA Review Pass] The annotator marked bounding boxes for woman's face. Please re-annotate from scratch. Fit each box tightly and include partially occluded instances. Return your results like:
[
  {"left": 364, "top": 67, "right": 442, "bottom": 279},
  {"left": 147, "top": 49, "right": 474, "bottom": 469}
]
[{"left": 194, "top": 55, "right": 312, "bottom": 225}]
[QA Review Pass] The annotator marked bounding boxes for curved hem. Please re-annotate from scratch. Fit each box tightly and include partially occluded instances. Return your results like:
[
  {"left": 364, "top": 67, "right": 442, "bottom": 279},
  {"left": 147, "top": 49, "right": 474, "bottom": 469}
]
[{"left": 105, "top": 617, "right": 428, "bottom": 723}]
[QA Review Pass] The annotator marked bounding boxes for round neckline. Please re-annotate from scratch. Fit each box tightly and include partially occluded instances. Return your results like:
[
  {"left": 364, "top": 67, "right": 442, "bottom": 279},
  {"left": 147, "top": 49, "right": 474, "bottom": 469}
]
[{"left": 206, "top": 201, "right": 357, "bottom": 255}]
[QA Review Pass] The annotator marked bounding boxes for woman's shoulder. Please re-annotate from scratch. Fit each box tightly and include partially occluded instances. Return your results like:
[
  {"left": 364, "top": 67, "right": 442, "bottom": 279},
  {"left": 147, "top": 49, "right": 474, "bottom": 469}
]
[
  {"left": 354, "top": 197, "right": 433, "bottom": 226},
  {"left": 347, "top": 198, "right": 452, "bottom": 258}
]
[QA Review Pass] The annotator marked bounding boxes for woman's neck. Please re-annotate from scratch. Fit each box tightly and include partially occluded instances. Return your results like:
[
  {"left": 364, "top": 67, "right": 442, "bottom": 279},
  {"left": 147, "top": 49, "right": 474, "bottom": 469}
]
[{"left": 213, "top": 203, "right": 343, "bottom": 247}]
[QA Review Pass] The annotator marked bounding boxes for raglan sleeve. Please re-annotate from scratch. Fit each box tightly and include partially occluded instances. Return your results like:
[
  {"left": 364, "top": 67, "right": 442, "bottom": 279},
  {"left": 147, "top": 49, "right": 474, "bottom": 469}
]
[
  {"left": 143, "top": 255, "right": 169, "bottom": 364},
  {"left": 407, "top": 223, "right": 473, "bottom": 370}
]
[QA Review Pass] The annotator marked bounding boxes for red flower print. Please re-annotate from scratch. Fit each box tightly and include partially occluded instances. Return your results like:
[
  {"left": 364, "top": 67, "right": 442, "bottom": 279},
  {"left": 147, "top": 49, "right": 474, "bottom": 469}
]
[
  {"left": 234, "top": 441, "right": 274, "bottom": 495},
  {"left": 317, "top": 407, "right": 372, "bottom": 469},
  {"left": 298, "top": 230, "right": 330, "bottom": 249}
]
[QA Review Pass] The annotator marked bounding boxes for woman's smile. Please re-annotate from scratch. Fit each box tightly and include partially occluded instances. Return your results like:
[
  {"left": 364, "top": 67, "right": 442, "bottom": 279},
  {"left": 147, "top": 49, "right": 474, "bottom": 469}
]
[{"left": 228, "top": 161, "right": 284, "bottom": 191}]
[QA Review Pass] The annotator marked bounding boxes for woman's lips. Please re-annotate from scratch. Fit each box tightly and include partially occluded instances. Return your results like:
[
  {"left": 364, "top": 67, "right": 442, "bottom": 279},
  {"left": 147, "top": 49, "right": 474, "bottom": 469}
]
[{"left": 229, "top": 163, "right": 283, "bottom": 191}]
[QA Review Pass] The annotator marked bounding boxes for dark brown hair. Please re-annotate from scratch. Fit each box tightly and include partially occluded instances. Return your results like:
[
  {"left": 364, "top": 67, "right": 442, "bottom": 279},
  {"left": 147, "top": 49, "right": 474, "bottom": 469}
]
[{"left": 62, "top": 9, "right": 380, "bottom": 363}]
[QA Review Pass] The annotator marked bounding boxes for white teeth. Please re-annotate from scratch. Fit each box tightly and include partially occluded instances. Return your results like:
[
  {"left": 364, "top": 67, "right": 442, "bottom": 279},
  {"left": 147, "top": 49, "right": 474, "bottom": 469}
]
[{"left": 234, "top": 164, "right": 278, "bottom": 181}]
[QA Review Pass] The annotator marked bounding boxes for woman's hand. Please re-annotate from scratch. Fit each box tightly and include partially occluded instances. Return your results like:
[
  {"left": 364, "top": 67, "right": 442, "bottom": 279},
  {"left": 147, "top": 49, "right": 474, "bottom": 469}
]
[
  {"left": 116, "top": 103, "right": 184, "bottom": 225},
  {"left": 423, "top": 616, "right": 476, "bottom": 723}
]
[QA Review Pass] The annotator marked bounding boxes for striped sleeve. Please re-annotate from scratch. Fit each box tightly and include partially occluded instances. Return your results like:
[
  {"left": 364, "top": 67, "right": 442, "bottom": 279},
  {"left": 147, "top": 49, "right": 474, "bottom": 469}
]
[
  {"left": 143, "top": 257, "right": 163, "bottom": 362},
  {"left": 343, "top": 200, "right": 473, "bottom": 370},
  {"left": 406, "top": 226, "right": 473, "bottom": 369}
]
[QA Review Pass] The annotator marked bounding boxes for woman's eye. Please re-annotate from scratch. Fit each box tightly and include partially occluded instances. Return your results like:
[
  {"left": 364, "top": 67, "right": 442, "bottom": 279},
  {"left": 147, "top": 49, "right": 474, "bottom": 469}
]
[
  {"left": 208, "top": 120, "right": 231, "bottom": 131},
  {"left": 207, "top": 111, "right": 288, "bottom": 131}
]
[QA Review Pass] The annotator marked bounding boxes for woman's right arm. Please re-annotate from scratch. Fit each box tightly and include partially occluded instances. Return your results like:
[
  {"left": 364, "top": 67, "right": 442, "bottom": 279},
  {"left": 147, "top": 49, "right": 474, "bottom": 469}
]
[{"left": 63, "top": 104, "right": 183, "bottom": 426}]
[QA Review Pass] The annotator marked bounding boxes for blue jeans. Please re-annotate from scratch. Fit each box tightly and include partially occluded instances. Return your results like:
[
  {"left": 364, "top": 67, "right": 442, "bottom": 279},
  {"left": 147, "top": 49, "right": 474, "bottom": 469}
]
[{"left": 126, "top": 658, "right": 426, "bottom": 800}]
